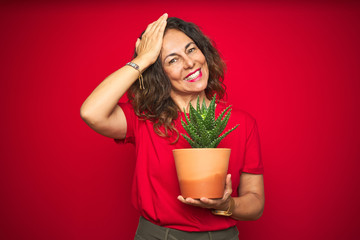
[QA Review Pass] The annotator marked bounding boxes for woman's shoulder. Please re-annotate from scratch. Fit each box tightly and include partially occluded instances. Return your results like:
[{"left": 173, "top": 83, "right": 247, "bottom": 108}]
[{"left": 117, "top": 101, "right": 138, "bottom": 120}]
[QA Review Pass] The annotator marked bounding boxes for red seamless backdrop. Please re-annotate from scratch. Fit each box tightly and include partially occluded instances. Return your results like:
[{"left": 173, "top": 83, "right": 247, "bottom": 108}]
[{"left": 1, "top": 1, "right": 359, "bottom": 239}]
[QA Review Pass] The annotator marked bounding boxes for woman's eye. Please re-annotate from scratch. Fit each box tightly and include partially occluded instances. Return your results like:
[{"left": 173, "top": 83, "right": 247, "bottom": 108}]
[
  {"left": 188, "top": 47, "right": 196, "bottom": 53},
  {"left": 169, "top": 58, "right": 177, "bottom": 64}
]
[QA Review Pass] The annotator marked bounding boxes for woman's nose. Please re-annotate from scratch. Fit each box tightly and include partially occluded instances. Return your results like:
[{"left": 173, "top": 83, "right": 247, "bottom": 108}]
[{"left": 183, "top": 56, "right": 195, "bottom": 69}]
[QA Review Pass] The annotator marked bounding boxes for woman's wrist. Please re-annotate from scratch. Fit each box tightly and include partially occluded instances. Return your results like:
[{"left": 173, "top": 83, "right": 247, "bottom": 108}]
[
  {"left": 211, "top": 197, "right": 235, "bottom": 216},
  {"left": 131, "top": 56, "right": 154, "bottom": 73}
]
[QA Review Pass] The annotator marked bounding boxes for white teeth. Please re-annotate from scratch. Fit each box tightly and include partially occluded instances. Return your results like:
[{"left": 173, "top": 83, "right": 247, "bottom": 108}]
[{"left": 184, "top": 70, "right": 200, "bottom": 81}]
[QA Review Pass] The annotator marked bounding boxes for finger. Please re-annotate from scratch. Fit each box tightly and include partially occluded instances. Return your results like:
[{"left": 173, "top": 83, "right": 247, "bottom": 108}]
[
  {"left": 221, "top": 174, "right": 233, "bottom": 200},
  {"left": 177, "top": 195, "right": 192, "bottom": 203},
  {"left": 178, "top": 196, "right": 202, "bottom": 206},
  {"left": 200, "top": 197, "right": 214, "bottom": 204},
  {"left": 185, "top": 197, "right": 200, "bottom": 205},
  {"left": 178, "top": 196, "right": 197, "bottom": 205},
  {"left": 157, "top": 13, "right": 168, "bottom": 23},
  {"left": 222, "top": 191, "right": 230, "bottom": 201},
  {"left": 135, "top": 38, "right": 140, "bottom": 54},
  {"left": 144, "top": 22, "right": 155, "bottom": 33},
  {"left": 179, "top": 196, "right": 218, "bottom": 209},
  {"left": 147, "top": 13, "right": 167, "bottom": 34},
  {"left": 226, "top": 174, "right": 233, "bottom": 193},
  {"left": 144, "top": 13, "right": 167, "bottom": 37},
  {"left": 160, "top": 13, "right": 168, "bottom": 23},
  {"left": 154, "top": 16, "right": 167, "bottom": 36},
  {"left": 177, "top": 195, "right": 186, "bottom": 203}
]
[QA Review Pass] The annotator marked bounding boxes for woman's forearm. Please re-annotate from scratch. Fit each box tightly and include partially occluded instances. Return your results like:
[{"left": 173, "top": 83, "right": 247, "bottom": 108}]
[
  {"left": 81, "top": 14, "right": 167, "bottom": 127},
  {"left": 231, "top": 192, "right": 264, "bottom": 221},
  {"left": 80, "top": 57, "right": 150, "bottom": 124}
]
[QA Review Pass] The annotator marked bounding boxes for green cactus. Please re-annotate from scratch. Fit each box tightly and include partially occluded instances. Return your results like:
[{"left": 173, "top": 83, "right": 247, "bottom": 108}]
[{"left": 181, "top": 94, "right": 239, "bottom": 148}]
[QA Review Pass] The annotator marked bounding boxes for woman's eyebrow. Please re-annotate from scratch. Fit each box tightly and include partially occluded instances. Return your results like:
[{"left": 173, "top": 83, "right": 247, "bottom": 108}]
[
  {"left": 164, "top": 42, "right": 195, "bottom": 62},
  {"left": 184, "top": 42, "right": 195, "bottom": 50}
]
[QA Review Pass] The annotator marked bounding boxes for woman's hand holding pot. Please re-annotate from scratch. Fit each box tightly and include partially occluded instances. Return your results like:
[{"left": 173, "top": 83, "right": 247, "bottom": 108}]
[{"left": 177, "top": 174, "right": 234, "bottom": 213}]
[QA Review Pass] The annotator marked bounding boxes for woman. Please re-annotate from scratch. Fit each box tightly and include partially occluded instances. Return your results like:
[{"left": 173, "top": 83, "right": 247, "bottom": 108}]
[{"left": 81, "top": 13, "right": 264, "bottom": 240}]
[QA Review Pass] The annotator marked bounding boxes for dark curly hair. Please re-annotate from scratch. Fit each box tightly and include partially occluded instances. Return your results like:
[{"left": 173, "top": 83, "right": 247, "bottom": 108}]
[{"left": 127, "top": 17, "right": 227, "bottom": 144}]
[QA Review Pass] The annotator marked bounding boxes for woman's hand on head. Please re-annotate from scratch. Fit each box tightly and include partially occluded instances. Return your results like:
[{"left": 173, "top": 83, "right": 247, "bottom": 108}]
[
  {"left": 177, "top": 174, "right": 233, "bottom": 211},
  {"left": 135, "top": 13, "right": 168, "bottom": 66}
]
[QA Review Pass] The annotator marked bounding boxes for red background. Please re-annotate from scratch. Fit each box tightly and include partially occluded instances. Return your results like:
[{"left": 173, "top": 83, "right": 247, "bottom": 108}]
[{"left": 1, "top": 1, "right": 360, "bottom": 239}]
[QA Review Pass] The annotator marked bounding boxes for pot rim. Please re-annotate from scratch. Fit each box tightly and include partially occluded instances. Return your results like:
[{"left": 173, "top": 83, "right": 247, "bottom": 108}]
[{"left": 172, "top": 148, "right": 231, "bottom": 152}]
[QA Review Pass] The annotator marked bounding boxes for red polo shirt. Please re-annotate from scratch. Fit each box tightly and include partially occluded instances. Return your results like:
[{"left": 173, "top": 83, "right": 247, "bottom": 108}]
[{"left": 115, "top": 101, "right": 263, "bottom": 231}]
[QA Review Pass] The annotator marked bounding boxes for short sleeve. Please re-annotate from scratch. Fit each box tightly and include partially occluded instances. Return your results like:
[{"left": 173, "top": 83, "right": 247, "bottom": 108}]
[
  {"left": 242, "top": 120, "right": 264, "bottom": 174},
  {"left": 114, "top": 102, "right": 136, "bottom": 144}
]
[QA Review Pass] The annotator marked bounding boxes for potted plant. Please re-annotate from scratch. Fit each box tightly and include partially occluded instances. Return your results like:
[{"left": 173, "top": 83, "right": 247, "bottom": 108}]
[{"left": 173, "top": 94, "right": 239, "bottom": 199}]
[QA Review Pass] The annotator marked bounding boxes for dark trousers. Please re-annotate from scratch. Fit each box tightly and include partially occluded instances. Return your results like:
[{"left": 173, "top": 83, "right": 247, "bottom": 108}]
[{"left": 134, "top": 217, "right": 239, "bottom": 240}]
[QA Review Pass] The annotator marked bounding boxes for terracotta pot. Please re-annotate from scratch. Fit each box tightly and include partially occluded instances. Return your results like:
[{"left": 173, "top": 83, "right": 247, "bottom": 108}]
[{"left": 173, "top": 148, "right": 231, "bottom": 199}]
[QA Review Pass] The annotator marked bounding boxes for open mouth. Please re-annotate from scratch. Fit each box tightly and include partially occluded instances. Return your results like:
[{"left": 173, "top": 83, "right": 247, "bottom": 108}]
[{"left": 184, "top": 69, "right": 202, "bottom": 82}]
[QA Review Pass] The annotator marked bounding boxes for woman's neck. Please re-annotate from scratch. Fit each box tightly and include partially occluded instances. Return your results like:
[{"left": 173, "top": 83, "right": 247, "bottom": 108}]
[{"left": 171, "top": 91, "right": 211, "bottom": 112}]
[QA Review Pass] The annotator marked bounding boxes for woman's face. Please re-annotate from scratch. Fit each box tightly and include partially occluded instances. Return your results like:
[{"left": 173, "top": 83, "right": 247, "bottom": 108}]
[{"left": 161, "top": 29, "right": 209, "bottom": 98}]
